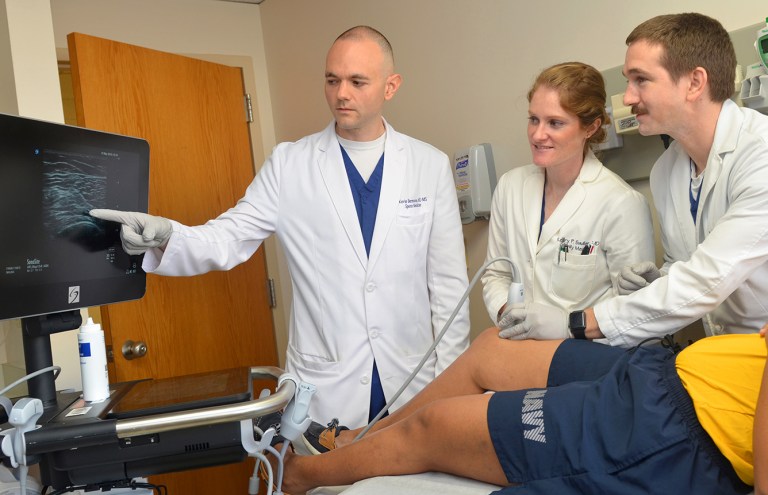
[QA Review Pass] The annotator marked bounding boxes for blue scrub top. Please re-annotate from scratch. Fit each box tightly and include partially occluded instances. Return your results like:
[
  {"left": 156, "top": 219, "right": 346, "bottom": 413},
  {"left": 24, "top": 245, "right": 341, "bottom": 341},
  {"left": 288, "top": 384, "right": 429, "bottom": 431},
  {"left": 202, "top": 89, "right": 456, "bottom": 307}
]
[
  {"left": 340, "top": 144, "right": 388, "bottom": 421},
  {"left": 340, "top": 145, "right": 384, "bottom": 256}
]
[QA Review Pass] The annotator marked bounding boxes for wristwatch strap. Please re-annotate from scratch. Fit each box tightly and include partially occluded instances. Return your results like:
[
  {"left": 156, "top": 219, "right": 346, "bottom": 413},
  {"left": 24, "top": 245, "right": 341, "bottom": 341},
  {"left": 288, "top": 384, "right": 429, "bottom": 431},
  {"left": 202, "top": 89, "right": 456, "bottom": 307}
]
[{"left": 568, "top": 310, "right": 588, "bottom": 340}]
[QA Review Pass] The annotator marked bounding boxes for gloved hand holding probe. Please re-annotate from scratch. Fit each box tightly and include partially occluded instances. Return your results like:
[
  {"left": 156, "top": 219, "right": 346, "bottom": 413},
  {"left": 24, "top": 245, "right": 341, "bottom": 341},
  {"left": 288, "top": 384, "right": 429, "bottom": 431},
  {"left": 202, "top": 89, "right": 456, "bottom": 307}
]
[
  {"left": 90, "top": 209, "right": 172, "bottom": 255},
  {"left": 498, "top": 302, "right": 570, "bottom": 340},
  {"left": 496, "top": 303, "right": 524, "bottom": 331},
  {"left": 617, "top": 261, "right": 661, "bottom": 295}
]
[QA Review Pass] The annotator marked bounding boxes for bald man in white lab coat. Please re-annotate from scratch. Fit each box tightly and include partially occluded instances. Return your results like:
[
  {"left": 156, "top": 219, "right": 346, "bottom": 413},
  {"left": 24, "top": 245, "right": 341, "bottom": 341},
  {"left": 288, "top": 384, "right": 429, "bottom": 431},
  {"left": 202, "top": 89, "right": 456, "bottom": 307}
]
[{"left": 92, "top": 26, "right": 470, "bottom": 428}]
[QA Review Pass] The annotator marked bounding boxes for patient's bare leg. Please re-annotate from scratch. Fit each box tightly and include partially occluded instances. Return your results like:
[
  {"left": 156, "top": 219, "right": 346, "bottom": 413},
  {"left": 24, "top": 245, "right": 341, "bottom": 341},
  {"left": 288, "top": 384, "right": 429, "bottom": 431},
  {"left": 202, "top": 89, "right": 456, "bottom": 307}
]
[
  {"left": 338, "top": 329, "right": 561, "bottom": 444},
  {"left": 283, "top": 393, "right": 508, "bottom": 493}
]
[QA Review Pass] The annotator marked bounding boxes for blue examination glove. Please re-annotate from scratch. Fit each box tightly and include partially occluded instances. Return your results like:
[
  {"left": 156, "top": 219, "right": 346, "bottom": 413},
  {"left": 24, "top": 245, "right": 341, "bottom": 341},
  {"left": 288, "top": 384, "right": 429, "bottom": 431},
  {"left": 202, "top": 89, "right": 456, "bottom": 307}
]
[{"left": 498, "top": 302, "right": 570, "bottom": 340}]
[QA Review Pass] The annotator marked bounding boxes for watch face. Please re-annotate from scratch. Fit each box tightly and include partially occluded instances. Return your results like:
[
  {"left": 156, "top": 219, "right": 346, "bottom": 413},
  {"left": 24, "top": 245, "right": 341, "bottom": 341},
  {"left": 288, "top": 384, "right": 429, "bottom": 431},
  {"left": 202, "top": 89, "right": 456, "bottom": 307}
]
[
  {"left": 569, "top": 311, "right": 586, "bottom": 330},
  {"left": 569, "top": 311, "right": 588, "bottom": 339}
]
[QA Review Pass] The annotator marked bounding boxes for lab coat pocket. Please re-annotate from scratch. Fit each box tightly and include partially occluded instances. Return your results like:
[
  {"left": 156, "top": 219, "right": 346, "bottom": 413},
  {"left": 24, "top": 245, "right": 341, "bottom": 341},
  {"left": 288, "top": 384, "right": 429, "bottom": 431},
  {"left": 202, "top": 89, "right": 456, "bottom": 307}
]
[
  {"left": 287, "top": 344, "right": 341, "bottom": 374},
  {"left": 386, "top": 211, "right": 431, "bottom": 274},
  {"left": 396, "top": 210, "right": 430, "bottom": 226},
  {"left": 550, "top": 253, "right": 597, "bottom": 304}
]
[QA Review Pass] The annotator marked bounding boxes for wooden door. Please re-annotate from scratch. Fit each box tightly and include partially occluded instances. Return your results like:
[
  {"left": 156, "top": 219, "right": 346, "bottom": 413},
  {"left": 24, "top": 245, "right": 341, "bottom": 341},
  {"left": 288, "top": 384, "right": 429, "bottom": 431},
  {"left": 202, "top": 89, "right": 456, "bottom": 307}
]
[{"left": 67, "top": 32, "right": 278, "bottom": 493}]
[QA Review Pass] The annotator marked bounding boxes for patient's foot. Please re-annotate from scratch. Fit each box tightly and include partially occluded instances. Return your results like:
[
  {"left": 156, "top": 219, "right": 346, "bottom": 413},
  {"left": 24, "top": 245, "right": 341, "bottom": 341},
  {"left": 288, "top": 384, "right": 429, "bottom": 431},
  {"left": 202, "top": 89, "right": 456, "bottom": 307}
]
[
  {"left": 335, "top": 427, "right": 355, "bottom": 448},
  {"left": 280, "top": 448, "right": 314, "bottom": 494},
  {"left": 262, "top": 447, "right": 305, "bottom": 494},
  {"left": 297, "top": 417, "right": 350, "bottom": 454},
  {"left": 255, "top": 411, "right": 350, "bottom": 455}
]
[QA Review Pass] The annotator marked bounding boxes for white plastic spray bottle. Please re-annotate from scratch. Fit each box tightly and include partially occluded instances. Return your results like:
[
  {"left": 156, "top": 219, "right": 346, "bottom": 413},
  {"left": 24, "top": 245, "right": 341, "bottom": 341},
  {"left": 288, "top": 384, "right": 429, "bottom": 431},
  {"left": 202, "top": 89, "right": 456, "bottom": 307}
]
[{"left": 78, "top": 317, "right": 110, "bottom": 402}]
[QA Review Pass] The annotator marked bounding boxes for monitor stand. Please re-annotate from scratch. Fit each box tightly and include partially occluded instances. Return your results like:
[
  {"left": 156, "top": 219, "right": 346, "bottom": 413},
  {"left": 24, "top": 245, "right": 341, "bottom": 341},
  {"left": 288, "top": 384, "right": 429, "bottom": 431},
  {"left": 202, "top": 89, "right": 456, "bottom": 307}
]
[{"left": 21, "top": 310, "right": 82, "bottom": 411}]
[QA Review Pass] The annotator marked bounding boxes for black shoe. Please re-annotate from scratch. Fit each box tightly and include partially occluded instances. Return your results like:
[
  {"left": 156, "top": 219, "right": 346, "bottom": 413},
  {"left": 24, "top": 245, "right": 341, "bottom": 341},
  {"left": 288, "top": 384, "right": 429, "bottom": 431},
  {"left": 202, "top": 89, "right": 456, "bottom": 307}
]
[
  {"left": 298, "top": 418, "right": 349, "bottom": 455},
  {"left": 253, "top": 410, "right": 286, "bottom": 447}
]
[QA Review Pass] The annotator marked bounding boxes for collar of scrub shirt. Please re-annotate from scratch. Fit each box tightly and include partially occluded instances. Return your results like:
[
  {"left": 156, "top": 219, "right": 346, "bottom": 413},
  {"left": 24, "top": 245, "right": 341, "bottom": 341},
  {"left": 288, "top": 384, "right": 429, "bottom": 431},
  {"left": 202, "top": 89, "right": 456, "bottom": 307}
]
[
  {"left": 539, "top": 190, "right": 546, "bottom": 241},
  {"left": 337, "top": 133, "right": 386, "bottom": 182},
  {"left": 689, "top": 158, "right": 704, "bottom": 224}
]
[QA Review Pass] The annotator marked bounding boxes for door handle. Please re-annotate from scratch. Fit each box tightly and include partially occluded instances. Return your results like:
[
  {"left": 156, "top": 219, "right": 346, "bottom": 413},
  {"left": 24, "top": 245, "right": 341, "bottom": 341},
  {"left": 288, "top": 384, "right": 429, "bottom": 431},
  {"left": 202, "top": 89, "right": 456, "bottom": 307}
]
[{"left": 122, "top": 340, "right": 148, "bottom": 360}]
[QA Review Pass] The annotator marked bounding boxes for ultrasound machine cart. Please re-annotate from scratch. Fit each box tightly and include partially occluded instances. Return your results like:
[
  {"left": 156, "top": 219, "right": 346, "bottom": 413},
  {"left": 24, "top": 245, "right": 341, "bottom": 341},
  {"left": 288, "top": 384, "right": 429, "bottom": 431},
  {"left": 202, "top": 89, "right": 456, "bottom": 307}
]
[
  {"left": 4, "top": 360, "right": 295, "bottom": 490},
  {"left": 0, "top": 113, "right": 298, "bottom": 491}
]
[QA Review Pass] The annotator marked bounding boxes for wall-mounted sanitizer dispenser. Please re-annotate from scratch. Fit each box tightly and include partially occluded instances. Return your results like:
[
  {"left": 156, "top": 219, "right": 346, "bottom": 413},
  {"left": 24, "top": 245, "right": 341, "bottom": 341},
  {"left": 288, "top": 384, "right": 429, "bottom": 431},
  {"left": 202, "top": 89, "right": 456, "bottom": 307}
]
[{"left": 453, "top": 143, "right": 497, "bottom": 224}]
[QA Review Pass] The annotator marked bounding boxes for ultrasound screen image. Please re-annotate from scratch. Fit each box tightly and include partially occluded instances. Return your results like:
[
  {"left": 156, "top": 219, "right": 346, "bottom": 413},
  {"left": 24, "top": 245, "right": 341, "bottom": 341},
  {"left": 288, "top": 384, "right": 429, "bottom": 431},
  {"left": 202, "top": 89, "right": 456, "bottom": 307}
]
[
  {"left": 42, "top": 154, "right": 112, "bottom": 250},
  {"left": 4, "top": 145, "right": 141, "bottom": 285},
  {"left": 0, "top": 114, "right": 148, "bottom": 320}
]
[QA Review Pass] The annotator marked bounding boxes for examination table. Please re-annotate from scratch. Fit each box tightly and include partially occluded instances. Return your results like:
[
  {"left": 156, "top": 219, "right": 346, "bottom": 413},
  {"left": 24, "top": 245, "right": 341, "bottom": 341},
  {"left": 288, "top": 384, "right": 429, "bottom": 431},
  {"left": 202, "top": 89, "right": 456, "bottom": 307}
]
[{"left": 313, "top": 472, "right": 500, "bottom": 495}]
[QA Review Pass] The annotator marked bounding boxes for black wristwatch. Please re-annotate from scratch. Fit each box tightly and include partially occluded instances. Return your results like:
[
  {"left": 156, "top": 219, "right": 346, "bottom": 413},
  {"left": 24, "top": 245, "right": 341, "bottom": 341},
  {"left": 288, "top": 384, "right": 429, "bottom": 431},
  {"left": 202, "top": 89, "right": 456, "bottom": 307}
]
[{"left": 568, "top": 311, "right": 588, "bottom": 340}]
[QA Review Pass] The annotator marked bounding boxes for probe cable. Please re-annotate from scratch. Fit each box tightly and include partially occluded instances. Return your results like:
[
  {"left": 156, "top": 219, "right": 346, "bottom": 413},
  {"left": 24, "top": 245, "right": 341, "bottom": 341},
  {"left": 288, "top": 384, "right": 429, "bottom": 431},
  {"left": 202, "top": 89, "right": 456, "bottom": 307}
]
[{"left": 354, "top": 256, "right": 519, "bottom": 441}]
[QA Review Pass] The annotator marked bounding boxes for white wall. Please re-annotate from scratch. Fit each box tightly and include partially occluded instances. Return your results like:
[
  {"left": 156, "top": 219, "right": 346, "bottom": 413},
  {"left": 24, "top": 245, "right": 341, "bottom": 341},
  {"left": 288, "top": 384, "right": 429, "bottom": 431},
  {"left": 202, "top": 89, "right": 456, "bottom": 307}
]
[{"left": 259, "top": 0, "right": 768, "bottom": 338}]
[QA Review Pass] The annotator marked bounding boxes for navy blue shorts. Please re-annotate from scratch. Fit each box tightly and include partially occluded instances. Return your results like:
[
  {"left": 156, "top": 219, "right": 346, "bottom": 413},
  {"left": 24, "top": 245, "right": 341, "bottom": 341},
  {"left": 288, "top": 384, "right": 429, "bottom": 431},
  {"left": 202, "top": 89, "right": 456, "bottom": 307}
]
[{"left": 487, "top": 340, "right": 752, "bottom": 495}]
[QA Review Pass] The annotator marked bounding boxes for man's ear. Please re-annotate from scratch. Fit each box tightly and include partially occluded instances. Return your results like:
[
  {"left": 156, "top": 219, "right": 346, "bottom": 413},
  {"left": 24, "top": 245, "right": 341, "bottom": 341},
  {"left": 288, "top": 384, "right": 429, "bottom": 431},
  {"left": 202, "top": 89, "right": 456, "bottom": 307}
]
[
  {"left": 384, "top": 73, "right": 402, "bottom": 101},
  {"left": 686, "top": 67, "right": 709, "bottom": 102}
]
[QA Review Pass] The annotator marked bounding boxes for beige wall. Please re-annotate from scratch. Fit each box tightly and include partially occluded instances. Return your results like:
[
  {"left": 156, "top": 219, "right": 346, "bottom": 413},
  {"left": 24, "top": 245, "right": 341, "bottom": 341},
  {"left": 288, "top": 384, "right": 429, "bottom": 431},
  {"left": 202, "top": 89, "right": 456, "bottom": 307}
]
[
  {"left": 0, "top": 0, "right": 79, "bottom": 392},
  {"left": 5, "top": 1, "right": 766, "bottom": 377},
  {"left": 259, "top": 0, "right": 768, "bottom": 340},
  {"left": 47, "top": 0, "right": 294, "bottom": 365}
]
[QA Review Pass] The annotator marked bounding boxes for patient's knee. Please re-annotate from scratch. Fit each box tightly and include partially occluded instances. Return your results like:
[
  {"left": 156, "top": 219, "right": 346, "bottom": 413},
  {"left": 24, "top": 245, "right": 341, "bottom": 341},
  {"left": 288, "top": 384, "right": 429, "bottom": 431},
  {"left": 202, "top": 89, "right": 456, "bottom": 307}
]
[
  {"left": 467, "top": 327, "right": 511, "bottom": 359},
  {"left": 419, "top": 400, "right": 459, "bottom": 434},
  {"left": 404, "top": 402, "right": 445, "bottom": 442},
  {"left": 471, "top": 327, "right": 502, "bottom": 348}
]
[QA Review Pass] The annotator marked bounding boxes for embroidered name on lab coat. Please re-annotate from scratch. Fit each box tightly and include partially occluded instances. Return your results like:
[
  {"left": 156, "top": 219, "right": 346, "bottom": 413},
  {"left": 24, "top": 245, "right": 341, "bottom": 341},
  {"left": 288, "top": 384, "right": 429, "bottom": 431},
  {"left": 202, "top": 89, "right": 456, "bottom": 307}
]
[
  {"left": 399, "top": 196, "right": 429, "bottom": 210},
  {"left": 557, "top": 236, "right": 600, "bottom": 255}
]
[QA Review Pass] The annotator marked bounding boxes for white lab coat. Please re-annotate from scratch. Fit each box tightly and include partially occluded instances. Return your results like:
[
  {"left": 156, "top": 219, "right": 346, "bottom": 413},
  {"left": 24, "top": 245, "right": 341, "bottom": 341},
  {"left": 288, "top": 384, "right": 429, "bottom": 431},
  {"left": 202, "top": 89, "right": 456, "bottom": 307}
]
[
  {"left": 595, "top": 100, "right": 768, "bottom": 346},
  {"left": 482, "top": 152, "right": 655, "bottom": 321},
  {"left": 143, "top": 120, "right": 470, "bottom": 427}
]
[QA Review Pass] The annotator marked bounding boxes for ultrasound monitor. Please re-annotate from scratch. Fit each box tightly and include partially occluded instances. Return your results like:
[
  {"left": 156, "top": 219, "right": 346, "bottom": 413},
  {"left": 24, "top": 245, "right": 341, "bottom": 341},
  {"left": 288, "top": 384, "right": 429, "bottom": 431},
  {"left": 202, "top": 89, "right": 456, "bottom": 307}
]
[
  {"left": 0, "top": 113, "right": 149, "bottom": 322},
  {"left": 0, "top": 113, "right": 149, "bottom": 408},
  {"left": 0, "top": 115, "right": 266, "bottom": 491}
]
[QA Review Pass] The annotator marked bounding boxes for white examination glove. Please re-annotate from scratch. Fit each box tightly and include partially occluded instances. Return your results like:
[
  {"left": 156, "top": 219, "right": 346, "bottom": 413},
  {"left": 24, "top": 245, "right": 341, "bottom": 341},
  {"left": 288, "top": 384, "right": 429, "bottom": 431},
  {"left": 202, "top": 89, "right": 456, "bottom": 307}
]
[
  {"left": 498, "top": 302, "right": 570, "bottom": 340},
  {"left": 497, "top": 304, "right": 525, "bottom": 331},
  {"left": 90, "top": 209, "right": 172, "bottom": 255},
  {"left": 617, "top": 261, "right": 661, "bottom": 295}
]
